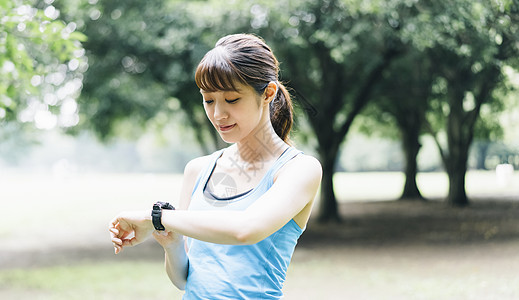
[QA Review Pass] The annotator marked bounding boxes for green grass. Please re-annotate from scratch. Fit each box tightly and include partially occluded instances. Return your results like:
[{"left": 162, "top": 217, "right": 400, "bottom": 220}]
[
  {"left": 2, "top": 246, "right": 519, "bottom": 300},
  {"left": 333, "top": 170, "right": 519, "bottom": 201},
  {"left": 0, "top": 261, "right": 183, "bottom": 299},
  {"left": 0, "top": 170, "right": 518, "bottom": 299}
]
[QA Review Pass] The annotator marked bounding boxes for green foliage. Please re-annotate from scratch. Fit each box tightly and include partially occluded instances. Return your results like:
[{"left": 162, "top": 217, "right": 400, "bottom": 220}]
[
  {"left": 57, "top": 0, "right": 227, "bottom": 151},
  {"left": 256, "top": 0, "right": 403, "bottom": 136},
  {"left": 419, "top": 0, "right": 518, "bottom": 145},
  {"left": 13, "top": 0, "right": 515, "bottom": 209},
  {"left": 0, "top": 0, "right": 86, "bottom": 129},
  {"left": 0, "top": 261, "right": 183, "bottom": 299},
  {"left": 360, "top": 46, "right": 435, "bottom": 139}
]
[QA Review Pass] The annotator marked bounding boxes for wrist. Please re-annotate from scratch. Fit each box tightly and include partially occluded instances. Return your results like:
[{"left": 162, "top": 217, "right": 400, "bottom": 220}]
[
  {"left": 121, "top": 210, "right": 154, "bottom": 229},
  {"left": 144, "top": 210, "right": 153, "bottom": 228},
  {"left": 152, "top": 201, "right": 175, "bottom": 231}
]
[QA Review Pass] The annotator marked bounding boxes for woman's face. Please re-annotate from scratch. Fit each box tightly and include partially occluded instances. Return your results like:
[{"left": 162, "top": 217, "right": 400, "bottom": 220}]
[{"left": 201, "top": 82, "right": 268, "bottom": 144}]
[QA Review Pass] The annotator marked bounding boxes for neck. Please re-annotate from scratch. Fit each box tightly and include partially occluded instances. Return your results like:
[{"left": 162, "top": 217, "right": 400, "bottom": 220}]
[{"left": 234, "top": 120, "right": 287, "bottom": 164}]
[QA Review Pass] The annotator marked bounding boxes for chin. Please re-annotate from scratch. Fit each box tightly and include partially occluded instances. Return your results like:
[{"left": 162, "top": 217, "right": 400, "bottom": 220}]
[{"left": 218, "top": 134, "right": 237, "bottom": 144}]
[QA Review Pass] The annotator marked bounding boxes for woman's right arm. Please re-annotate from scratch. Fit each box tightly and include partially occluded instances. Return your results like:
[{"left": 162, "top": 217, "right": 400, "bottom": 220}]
[{"left": 153, "top": 156, "right": 209, "bottom": 290}]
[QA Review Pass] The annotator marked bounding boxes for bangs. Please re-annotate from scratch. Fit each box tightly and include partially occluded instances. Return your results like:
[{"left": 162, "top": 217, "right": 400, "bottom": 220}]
[{"left": 195, "top": 48, "right": 246, "bottom": 92}]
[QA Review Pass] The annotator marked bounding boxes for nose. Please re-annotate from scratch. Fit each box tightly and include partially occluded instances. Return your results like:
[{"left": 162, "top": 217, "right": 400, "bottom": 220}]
[{"left": 213, "top": 101, "right": 227, "bottom": 120}]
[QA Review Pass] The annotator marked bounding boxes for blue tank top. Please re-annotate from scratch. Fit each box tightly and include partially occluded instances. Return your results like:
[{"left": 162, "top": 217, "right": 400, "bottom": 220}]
[{"left": 183, "top": 147, "right": 304, "bottom": 299}]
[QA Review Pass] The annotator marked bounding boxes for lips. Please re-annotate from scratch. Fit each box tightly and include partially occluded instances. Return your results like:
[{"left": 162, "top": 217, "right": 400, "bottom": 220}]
[{"left": 218, "top": 124, "right": 236, "bottom": 132}]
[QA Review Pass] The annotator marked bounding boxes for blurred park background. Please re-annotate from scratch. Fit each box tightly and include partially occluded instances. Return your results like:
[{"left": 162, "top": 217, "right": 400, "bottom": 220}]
[{"left": 1, "top": 0, "right": 519, "bottom": 299}]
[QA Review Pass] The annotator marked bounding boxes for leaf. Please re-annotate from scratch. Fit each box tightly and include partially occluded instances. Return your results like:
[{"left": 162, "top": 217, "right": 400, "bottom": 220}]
[{"left": 68, "top": 31, "right": 87, "bottom": 42}]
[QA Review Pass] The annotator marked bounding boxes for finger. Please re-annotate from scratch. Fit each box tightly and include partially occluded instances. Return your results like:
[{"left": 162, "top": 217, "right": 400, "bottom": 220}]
[
  {"left": 109, "top": 219, "right": 119, "bottom": 227},
  {"left": 112, "top": 239, "right": 122, "bottom": 251},
  {"left": 122, "top": 239, "right": 133, "bottom": 248},
  {"left": 123, "top": 236, "right": 141, "bottom": 248},
  {"left": 109, "top": 230, "right": 119, "bottom": 241},
  {"left": 109, "top": 218, "right": 120, "bottom": 229},
  {"left": 112, "top": 237, "right": 123, "bottom": 246},
  {"left": 120, "top": 230, "right": 133, "bottom": 239},
  {"left": 109, "top": 221, "right": 121, "bottom": 239}
]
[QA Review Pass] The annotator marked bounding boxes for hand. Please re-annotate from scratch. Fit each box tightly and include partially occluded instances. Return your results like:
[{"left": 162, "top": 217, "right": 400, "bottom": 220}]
[{"left": 109, "top": 210, "right": 154, "bottom": 254}]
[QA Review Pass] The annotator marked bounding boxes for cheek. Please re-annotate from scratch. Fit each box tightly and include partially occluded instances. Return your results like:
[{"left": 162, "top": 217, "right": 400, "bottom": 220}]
[{"left": 203, "top": 105, "right": 213, "bottom": 119}]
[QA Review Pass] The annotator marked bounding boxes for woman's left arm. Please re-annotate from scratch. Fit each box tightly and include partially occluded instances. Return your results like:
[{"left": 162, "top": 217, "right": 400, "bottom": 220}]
[{"left": 110, "top": 155, "right": 322, "bottom": 248}]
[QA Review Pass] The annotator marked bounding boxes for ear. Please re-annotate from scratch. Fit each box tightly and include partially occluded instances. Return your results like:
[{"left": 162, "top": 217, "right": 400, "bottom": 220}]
[{"left": 262, "top": 81, "right": 278, "bottom": 105}]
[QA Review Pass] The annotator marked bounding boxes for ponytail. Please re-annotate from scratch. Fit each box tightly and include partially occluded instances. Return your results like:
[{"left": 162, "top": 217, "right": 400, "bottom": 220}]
[{"left": 270, "top": 82, "right": 293, "bottom": 144}]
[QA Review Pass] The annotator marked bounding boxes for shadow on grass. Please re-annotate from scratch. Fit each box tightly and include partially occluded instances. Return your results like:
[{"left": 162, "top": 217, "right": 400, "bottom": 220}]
[
  {"left": 300, "top": 196, "right": 519, "bottom": 249},
  {"left": 2, "top": 197, "right": 519, "bottom": 270}
]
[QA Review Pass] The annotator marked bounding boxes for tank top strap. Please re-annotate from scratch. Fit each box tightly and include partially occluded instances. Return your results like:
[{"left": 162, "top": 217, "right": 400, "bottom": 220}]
[
  {"left": 191, "top": 148, "right": 225, "bottom": 197},
  {"left": 265, "top": 147, "right": 303, "bottom": 183}
]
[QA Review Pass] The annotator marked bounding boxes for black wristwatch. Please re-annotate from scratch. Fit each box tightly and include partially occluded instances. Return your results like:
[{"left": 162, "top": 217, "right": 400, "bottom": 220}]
[{"left": 151, "top": 201, "right": 175, "bottom": 231}]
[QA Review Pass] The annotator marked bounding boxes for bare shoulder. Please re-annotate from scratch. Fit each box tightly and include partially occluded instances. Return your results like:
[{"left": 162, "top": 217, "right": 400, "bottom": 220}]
[
  {"left": 292, "top": 154, "right": 322, "bottom": 173},
  {"left": 183, "top": 155, "right": 212, "bottom": 178},
  {"left": 178, "top": 154, "right": 213, "bottom": 209},
  {"left": 276, "top": 153, "right": 322, "bottom": 183}
]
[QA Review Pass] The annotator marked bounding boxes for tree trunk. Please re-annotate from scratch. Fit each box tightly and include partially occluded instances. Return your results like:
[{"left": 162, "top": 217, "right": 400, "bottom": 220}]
[
  {"left": 445, "top": 93, "right": 471, "bottom": 206},
  {"left": 447, "top": 164, "right": 468, "bottom": 206},
  {"left": 399, "top": 122, "right": 424, "bottom": 200},
  {"left": 445, "top": 137, "right": 470, "bottom": 206},
  {"left": 317, "top": 142, "right": 341, "bottom": 222}
]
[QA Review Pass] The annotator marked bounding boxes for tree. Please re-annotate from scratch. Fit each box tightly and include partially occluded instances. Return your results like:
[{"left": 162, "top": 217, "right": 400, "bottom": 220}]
[
  {"left": 259, "top": 0, "right": 403, "bottom": 221},
  {"left": 415, "top": 0, "right": 519, "bottom": 205},
  {"left": 52, "top": 0, "right": 519, "bottom": 217},
  {"left": 58, "top": 0, "right": 227, "bottom": 152},
  {"left": 0, "top": 0, "right": 86, "bottom": 130},
  {"left": 66, "top": 0, "right": 406, "bottom": 221},
  {"left": 368, "top": 47, "right": 434, "bottom": 200},
  {"left": 358, "top": 0, "right": 519, "bottom": 204}
]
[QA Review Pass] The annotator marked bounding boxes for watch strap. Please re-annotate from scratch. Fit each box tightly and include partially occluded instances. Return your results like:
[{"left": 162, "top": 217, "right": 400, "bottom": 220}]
[{"left": 152, "top": 201, "right": 175, "bottom": 231}]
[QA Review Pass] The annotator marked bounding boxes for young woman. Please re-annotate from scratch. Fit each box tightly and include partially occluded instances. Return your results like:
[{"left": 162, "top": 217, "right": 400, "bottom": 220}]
[{"left": 109, "top": 33, "right": 322, "bottom": 299}]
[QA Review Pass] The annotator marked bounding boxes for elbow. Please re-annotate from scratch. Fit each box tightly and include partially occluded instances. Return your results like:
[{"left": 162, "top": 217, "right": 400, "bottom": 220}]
[
  {"left": 169, "top": 278, "right": 186, "bottom": 291},
  {"left": 234, "top": 225, "right": 264, "bottom": 245},
  {"left": 166, "top": 273, "right": 187, "bottom": 290},
  {"left": 165, "top": 255, "right": 188, "bottom": 290},
  {"left": 235, "top": 233, "right": 260, "bottom": 245},
  {"left": 229, "top": 212, "right": 266, "bottom": 245},
  {"left": 234, "top": 232, "right": 253, "bottom": 245}
]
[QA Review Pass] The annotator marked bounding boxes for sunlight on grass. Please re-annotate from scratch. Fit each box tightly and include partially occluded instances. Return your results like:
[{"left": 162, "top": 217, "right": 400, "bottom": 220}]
[
  {"left": 0, "top": 261, "right": 183, "bottom": 300},
  {"left": 284, "top": 247, "right": 519, "bottom": 300},
  {"left": 1, "top": 170, "right": 518, "bottom": 299},
  {"left": 2, "top": 249, "right": 519, "bottom": 300},
  {"left": 333, "top": 170, "right": 519, "bottom": 201}
]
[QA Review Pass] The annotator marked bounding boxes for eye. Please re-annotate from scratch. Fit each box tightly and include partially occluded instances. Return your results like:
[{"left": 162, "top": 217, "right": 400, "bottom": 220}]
[
  {"left": 204, "top": 99, "right": 214, "bottom": 104},
  {"left": 225, "top": 98, "right": 240, "bottom": 104}
]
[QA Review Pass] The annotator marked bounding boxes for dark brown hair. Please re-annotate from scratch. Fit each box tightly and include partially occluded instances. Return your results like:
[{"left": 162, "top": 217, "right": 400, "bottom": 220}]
[{"left": 195, "top": 34, "right": 293, "bottom": 143}]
